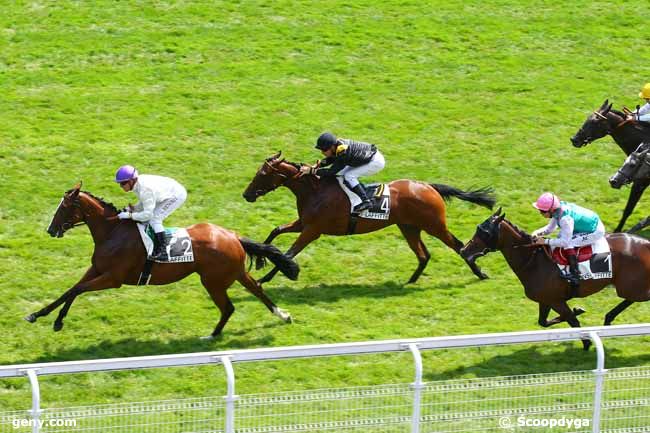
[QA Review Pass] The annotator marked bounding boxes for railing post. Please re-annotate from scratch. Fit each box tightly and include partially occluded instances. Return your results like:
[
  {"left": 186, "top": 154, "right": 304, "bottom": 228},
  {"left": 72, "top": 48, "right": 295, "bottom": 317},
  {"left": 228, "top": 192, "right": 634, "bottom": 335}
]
[
  {"left": 589, "top": 331, "right": 607, "bottom": 433},
  {"left": 220, "top": 356, "right": 237, "bottom": 433},
  {"left": 22, "top": 369, "right": 41, "bottom": 433},
  {"left": 407, "top": 343, "right": 424, "bottom": 433}
]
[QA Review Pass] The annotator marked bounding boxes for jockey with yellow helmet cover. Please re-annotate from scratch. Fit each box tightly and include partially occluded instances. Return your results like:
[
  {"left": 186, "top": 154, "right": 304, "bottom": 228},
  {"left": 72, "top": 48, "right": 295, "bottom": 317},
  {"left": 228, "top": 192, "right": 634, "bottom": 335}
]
[
  {"left": 631, "top": 83, "right": 650, "bottom": 122},
  {"left": 531, "top": 192, "right": 606, "bottom": 289},
  {"left": 114, "top": 165, "right": 187, "bottom": 261},
  {"left": 300, "top": 132, "right": 385, "bottom": 213}
]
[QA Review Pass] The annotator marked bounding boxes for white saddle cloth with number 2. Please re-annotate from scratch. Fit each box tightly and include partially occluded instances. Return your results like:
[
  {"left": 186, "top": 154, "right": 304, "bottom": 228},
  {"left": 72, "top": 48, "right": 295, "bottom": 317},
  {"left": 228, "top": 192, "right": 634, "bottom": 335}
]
[{"left": 136, "top": 223, "right": 195, "bottom": 263}]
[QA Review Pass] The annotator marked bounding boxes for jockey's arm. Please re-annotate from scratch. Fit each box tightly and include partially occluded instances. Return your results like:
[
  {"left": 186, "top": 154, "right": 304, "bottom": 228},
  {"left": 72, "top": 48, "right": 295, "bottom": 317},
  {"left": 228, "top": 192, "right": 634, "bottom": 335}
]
[
  {"left": 531, "top": 218, "right": 557, "bottom": 237},
  {"left": 635, "top": 103, "right": 650, "bottom": 121},
  {"left": 547, "top": 216, "right": 574, "bottom": 248},
  {"left": 130, "top": 188, "right": 156, "bottom": 222},
  {"left": 315, "top": 158, "right": 346, "bottom": 177}
]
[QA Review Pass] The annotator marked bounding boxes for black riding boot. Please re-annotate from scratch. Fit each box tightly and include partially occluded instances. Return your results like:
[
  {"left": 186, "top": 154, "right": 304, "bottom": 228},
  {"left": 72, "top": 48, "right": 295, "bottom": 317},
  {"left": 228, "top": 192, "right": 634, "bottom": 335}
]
[
  {"left": 152, "top": 231, "right": 169, "bottom": 261},
  {"left": 565, "top": 253, "right": 581, "bottom": 297},
  {"left": 351, "top": 184, "right": 371, "bottom": 213}
]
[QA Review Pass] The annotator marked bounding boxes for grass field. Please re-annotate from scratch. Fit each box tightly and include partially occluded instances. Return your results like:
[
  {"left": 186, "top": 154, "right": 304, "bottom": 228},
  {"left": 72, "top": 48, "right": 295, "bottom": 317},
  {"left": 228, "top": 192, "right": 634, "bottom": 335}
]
[{"left": 2, "top": 0, "right": 650, "bottom": 411}]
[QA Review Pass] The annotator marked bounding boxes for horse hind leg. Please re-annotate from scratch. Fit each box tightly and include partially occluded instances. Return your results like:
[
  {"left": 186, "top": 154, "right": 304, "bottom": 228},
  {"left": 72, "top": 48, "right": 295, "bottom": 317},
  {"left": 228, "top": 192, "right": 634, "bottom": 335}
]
[
  {"left": 604, "top": 300, "right": 634, "bottom": 326},
  {"left": 428, "top": 226, "right": 488, "bottom": 280},
  {"left": 199, "top": 274, "right": 236, "bottom": 339},
  {"left": 397, "top": 225, "right": 430, "bottom": 284},
  {"left": 239, "top": 272, "right": 291, "bottom": 323}
]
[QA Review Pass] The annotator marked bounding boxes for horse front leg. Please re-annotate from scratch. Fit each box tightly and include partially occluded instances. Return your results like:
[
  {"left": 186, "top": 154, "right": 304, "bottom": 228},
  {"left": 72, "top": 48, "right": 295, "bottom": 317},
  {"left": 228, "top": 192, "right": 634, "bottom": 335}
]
[
  {"left": 51, "top": 273, "right": 120, "bottom": 332},
  {"left": 551, "top": 302, "right": 591, "bottom": 351},
  {"left": 538, "top": 303, "right": 586, "bottom": 327},
  {"left": 615, "top": 181, "right": 648, "bottom": 232},
  {"left": 627, "top": 217, "right": 650, "bottom": 234},
  {"left": 25, "top": 266, "right": 99, "bottom": 323},
  {"left": 256, "top": 220, "right": 303, "bottom": 269},
  {"left": 258, "top": 227, "right": 320, "bottom": 284}
]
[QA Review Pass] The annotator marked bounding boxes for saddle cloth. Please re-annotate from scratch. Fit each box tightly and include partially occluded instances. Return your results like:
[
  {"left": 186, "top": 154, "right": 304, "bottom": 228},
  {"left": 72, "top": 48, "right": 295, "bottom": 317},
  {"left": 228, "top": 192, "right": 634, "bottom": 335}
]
[
  {"left": 137, "top": 223, "right": 195, "bottom": 263},
  {"left": 336, "top": 178, "right": 391, "bottom": 220},
  {"left": 551, "top": 236, "right": 611, "bottom": 280}
]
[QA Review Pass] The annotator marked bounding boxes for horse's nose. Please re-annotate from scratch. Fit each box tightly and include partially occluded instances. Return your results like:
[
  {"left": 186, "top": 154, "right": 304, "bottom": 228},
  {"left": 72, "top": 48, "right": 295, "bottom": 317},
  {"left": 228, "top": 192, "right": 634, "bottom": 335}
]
[
  {"left": 46, "top": 226, "right": 56, "bottom": 237},
  {"left": 570, "top": 136, "right": 581, "bottom": 147},
  {"left": 242, "top": 192, "right": 257, "bottom": 203},
  {"left": 609, "top": 175, "right": 622, "bottom": 189}
]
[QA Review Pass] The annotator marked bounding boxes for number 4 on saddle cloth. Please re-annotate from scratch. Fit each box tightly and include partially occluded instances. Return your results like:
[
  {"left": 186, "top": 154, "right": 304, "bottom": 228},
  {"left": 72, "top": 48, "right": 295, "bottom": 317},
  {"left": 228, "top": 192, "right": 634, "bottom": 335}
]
[
  {"left": 337, "top": 178, "right": 391, "bottom": 220},
  {"left": 550, "top": 237, "right": 612, "bottom": 280}
]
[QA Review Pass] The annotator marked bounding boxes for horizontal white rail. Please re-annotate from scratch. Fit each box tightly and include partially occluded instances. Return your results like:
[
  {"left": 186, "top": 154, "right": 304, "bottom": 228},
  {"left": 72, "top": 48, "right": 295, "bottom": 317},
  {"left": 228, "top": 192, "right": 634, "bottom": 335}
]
[{"left": 2, "top": 324, "right": 650, "bottom": 378}]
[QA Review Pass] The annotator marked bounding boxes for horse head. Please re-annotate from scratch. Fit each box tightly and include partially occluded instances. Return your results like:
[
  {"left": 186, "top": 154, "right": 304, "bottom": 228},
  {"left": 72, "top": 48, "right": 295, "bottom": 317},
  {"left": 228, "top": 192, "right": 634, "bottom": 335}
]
[
  {"left": 47, "top": 182, "right": 85, "bottom": 238},
  {"left": 460, "top": 208, "right": 505, "bottom": 262},
  {"left": 570, "top": 100, "right": 618, "bottom": 147},
  {"left": 609, "top": 142, "right": 650, "bottom": 189},
  {"left": 242, "top": 151, "right": 302, "bottom": 202}
]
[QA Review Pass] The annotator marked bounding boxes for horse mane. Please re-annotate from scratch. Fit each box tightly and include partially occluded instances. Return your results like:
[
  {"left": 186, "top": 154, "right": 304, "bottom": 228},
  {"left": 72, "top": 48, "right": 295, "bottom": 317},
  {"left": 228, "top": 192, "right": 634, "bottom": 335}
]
[
  {"left": 68, "top": 190, "right": 119, "bottom": 214},
  {"left": 609, "top": 108, "right": 626, "bottom": 118},
  {"left": 503, "top": 218, "right": 532, "bottom": 243}
]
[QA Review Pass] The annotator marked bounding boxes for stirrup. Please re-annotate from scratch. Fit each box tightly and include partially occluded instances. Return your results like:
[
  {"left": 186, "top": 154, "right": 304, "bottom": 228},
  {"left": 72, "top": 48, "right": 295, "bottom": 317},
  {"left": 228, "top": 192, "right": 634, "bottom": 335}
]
[{"left": 353, "top": 201, "right": 371, "bottom": 213}]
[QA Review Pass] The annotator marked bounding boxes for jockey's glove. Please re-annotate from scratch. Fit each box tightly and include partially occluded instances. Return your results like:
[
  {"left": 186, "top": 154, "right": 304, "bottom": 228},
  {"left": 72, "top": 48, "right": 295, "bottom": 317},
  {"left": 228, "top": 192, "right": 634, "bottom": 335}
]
[{"left": 117, "top": 211, "right": 131, "bottom": 220}]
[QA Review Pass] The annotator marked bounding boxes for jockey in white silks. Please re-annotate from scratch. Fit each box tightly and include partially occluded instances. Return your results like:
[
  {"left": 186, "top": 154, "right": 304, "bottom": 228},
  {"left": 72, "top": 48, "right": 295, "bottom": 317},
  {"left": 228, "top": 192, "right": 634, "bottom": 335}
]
[
  {"left": 114, "top": 165, "right": 187, "bottom": 260},
  {"left": 300, "top": 132, "right": 386, "bottom": 213},
  {"left": 531, "top": 192, "right": 606, "bottom": 290}
]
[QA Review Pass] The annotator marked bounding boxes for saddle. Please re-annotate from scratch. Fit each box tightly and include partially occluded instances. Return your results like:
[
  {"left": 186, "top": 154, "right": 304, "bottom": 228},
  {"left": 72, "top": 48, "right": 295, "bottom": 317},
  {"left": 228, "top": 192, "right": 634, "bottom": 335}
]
[
  {"left": 551, "top": 246, "right": 593, "bottom": 266},
  {"left": 337, "top": 179, "right": 391, "bottom": 220}
]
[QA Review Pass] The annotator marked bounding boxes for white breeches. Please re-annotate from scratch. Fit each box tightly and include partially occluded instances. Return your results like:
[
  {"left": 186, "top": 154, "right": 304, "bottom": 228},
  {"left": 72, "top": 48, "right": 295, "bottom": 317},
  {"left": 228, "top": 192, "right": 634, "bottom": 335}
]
[
  {"left": 150, "top": 190, "right": 187, "bottom": 233},
  {"left": 336, "top": 151, "right": 385, "bottom": 188},
  {"left": 568, "top": 221, "right": 605, "bottom": 248}
]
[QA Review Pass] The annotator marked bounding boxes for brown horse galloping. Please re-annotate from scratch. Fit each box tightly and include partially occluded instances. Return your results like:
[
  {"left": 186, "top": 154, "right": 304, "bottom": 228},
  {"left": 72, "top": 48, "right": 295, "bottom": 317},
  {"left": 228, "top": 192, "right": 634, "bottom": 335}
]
[
  {"left": 460, "top": 208, "right": 650, "bottom": 350},
  {"left": 242, "top": 152, "right": 496, "bottom": 284},
  {"left": 26, "top": 184, "right": 298, "bottom": 338}
]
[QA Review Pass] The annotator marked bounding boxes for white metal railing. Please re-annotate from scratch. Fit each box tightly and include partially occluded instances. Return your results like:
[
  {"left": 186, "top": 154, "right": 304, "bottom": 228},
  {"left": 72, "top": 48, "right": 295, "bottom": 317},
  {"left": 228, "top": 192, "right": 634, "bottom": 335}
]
[{"left": 1, "top": 324, "right": 650, "bottom": 433}]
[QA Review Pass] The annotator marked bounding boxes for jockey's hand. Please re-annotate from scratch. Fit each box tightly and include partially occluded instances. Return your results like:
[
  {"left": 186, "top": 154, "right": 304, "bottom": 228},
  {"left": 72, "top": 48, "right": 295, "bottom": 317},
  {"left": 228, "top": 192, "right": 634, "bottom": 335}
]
[
  {"left": 533, "top": 237, "right": 547, "bottom": 246},
  {"left": 299, "top": 165, "right": 314, "bottom": 176},
  {"left": 117, "top": 211, "right": 131, "bottom": 220}
]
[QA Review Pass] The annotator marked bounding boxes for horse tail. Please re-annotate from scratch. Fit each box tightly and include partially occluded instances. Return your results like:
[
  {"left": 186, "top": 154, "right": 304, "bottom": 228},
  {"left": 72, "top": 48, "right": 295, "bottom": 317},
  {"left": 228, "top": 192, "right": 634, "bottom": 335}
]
[
  {"left": 429, "top": 184, "right": 496, "bottom": 209},
  {"left": 238, "top": 238, "right": 300, "bottom": 281}
]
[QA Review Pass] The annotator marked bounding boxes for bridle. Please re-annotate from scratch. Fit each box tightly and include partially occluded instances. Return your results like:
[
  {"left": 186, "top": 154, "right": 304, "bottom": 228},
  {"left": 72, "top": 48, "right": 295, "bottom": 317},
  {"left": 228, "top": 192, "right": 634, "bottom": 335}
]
[
  {"left": 59, "top": 198, "right": 87, "bottom": 232},
  {"left": 251, "top": 159, "right": 303, "bottom": 197}
]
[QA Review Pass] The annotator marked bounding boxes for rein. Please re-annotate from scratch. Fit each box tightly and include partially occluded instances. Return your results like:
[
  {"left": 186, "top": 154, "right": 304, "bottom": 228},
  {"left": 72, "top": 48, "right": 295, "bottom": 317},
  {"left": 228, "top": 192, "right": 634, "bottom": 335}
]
[{"left": 593, "top": 110, "right": 631, "bottom": 134}]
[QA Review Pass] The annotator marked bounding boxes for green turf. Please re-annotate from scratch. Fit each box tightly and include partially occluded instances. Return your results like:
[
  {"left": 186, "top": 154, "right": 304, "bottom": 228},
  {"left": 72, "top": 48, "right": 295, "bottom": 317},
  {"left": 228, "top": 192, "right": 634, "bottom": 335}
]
[{"left": 2, "top": 0, "right": 650, "bottom": 411}]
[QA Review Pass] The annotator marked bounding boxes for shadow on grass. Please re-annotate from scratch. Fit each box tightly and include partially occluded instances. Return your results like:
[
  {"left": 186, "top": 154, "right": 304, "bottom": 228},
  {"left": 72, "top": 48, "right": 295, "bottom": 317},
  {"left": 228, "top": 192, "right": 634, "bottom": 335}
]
[
  {"left": 424, "top": 343, "right": 650, "bottom": 381},
  {"left": 264, "top": 278, "right": 464, "bottom": 306},
  {"left": 14, "top": 326, "right": 281, "bottom": 364}
]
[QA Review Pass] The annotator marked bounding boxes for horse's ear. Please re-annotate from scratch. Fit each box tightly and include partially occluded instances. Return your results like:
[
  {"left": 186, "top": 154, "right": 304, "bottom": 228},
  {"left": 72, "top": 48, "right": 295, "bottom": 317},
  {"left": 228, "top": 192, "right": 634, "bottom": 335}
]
[
  {"left": 496, "top": 213, "right": 506, "bottom": 224},
  {"left": 601, "top": 99, "right": 609, "bottom": 110},
  {"left": 606, "top": 102, "right": 613, "bottom": 113},
  {"left": 493, "top": 206, "right": 502, "bottom": 216}
]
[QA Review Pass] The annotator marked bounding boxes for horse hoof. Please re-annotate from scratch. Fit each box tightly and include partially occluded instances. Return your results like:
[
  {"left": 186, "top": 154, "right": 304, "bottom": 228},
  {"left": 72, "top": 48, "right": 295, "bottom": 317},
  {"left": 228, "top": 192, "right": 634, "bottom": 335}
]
[
  {"left": 573, "top": 307, "right": 586, "bottom": 316},
  {"left": 478, "top": 272, "right": 489, "bottom": 280},
  {"left": 24, "top": 314, "right": 37, "bottom": 323},
  {"left": 200, "top": 335, "right": 215, "bottom": 341},
  {"left": 53, "top": 322, "right": 63, "bottom": 332}
]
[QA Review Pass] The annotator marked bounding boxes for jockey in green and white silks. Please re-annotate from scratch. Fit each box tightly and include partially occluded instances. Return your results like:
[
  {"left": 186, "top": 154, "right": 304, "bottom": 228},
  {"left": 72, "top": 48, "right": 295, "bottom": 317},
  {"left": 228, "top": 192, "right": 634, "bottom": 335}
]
[{"left": 532, "top": 192, "right": 605, "bottom": 291}]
